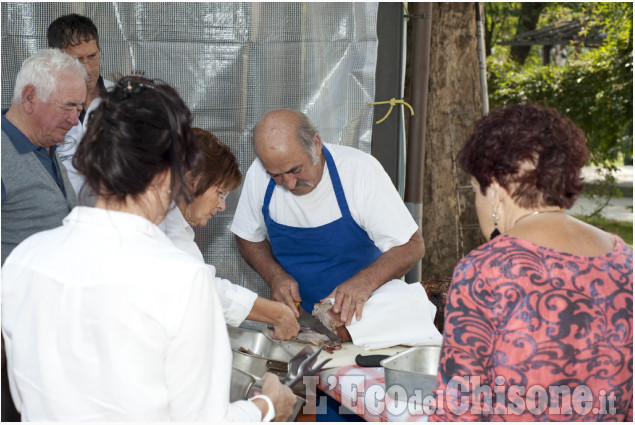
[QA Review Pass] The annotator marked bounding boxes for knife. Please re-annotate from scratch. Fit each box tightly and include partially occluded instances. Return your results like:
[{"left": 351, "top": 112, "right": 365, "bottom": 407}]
[{"left": 297, "top": 306, "right": 342, "bottom": 343}]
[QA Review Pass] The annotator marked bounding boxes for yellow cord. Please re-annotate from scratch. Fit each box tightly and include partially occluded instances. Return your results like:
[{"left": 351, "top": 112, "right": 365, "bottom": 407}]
[
  {"left": 371, "top": 5, "right": 412, "bottom": 125},
  {"left": 369, "top": 98, "right": 415, "bottom": 124}
]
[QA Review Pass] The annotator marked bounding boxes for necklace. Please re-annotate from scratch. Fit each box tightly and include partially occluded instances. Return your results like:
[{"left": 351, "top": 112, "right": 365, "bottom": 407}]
[{"left": 514, "top": 210, "right": 564, "bottom": 227}]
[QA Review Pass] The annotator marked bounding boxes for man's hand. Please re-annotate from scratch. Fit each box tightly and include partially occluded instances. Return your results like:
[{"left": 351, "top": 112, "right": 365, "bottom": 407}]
[
  {"left": 323, "top": 231, "right": 426, "bottom": 326},
  {"left": 324, "top": 278, "right": 374, "bottom": 326},
  {"left": 270, "top": 278, "right": 301, "bottom": 318},
  {"left": 259, "top": 373, "right": 297, "bottom": 421}
]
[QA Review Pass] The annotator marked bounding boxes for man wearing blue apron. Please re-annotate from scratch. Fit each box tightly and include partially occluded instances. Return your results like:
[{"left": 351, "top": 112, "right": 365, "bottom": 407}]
[
  {"left": 231, "top": 108, "right": 424, "bottom": 326},
  {"left": 231, "top": 109, "right": 425, "bottom": 421}
]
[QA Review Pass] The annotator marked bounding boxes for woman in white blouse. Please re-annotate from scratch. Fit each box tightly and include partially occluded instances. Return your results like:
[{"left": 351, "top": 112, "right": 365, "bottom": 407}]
[
  {"left": 160, "top": 128, "right": 299, "bottom": 340},
  {"left": 1, "top": 76, "right": 295, "bottom": 422}
]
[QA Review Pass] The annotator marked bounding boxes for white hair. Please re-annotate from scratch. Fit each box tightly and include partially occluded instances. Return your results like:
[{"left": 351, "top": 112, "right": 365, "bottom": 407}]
[
  {"left": 296, "top": 111, "right": 320, "bottom": 164},
  {"left": 12, "top": 48, "right": 87, "bottom": 105}
]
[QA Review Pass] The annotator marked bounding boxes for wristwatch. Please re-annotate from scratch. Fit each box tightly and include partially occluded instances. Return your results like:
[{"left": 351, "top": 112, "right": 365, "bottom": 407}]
[{"left": 250, "top": 394, "right": 275, "bottom": 422}]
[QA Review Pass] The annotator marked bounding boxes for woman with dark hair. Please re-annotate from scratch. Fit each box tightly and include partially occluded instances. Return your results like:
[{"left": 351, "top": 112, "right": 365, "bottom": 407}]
[
  {"left": 1, "top": 76, "right": 295, "bottom": 421},
  {"left": 430, "top": 104, "right": 633, "bottom": 421},
  {"left": 159, "top": 128, "right": 299, "bottom": 339}
]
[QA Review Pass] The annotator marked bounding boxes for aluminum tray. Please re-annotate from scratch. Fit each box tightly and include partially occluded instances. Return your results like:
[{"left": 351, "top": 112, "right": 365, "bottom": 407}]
[
  {"left": 230, "top": 368, "right": 256, "bottom": 402},
  {"left": 227, "top": 325, "right": 294, "bottom": 362},
  {"left": 230, "top": 366, "right": 306, "bottom": 421},
  {"left": 380, "top": 345, "right": 441, "bottom": 402},
  {"left": 228, "top": 325, "right": 296, "bottom": 388},
  {"left": 232, "top": 349, "right": 288, "bottom": 387},
  {"left": 228, "top": 327, "right": 307, "bottom": 421}
]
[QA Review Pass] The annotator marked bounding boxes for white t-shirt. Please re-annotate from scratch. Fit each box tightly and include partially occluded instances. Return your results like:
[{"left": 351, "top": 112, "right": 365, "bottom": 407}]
[
  {"left": 57, "top": 78, "right": 115, "bottom": 196},
  {"left": 1, "top": 207, "right": 260, "bottom": 421},
  {"left": 159, "top": 205, "right": 258, "bottom": 326},
  {"left": 231, "top": 143, "right": 418, "bottom": 253}
]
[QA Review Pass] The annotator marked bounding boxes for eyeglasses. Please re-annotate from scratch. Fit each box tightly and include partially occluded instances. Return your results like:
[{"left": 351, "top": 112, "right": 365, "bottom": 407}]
[{"left": 216, "top": 186, "right": 229, "bottom": 202}]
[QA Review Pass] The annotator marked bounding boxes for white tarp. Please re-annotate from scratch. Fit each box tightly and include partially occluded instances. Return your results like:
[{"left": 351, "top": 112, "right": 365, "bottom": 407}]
[{"left": 1, "top": 2, "right": 379, "bottom": 299}]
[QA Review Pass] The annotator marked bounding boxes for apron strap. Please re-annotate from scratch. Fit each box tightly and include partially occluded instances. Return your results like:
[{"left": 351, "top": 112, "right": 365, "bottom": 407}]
[
  {"left": 262, "top": 177, "right": 276, "bottom": 220},
  {"left": 321, "top": 145, "right": 352, "bottom": 219}
]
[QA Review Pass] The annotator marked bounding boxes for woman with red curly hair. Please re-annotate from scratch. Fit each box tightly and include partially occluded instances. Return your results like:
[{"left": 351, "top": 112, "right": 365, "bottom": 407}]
[{"left": 430, "top": 104, "right": 633, "bottom": 421}]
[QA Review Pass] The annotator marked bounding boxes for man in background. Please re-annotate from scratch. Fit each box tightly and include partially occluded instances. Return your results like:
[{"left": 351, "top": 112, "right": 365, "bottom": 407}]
[{"left": 47, "top": 13, "right": 115, "bottom": 196}]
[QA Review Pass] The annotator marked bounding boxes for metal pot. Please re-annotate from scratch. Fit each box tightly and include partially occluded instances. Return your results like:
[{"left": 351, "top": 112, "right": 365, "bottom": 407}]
[
  {"left": 227, "top": 325, "right": 294, "bottom": 362},
  {"left": 380, "top": 345, "right": 441, "bottom": 402},
  {"left": 232, "top": 349, "right": 288, "bottom": 386},
  {"left": 229, "top": 368, "right": 256, "bottom": 402},
  {"left": 227, "top": 325, "right": 295, "bottom": 386}
]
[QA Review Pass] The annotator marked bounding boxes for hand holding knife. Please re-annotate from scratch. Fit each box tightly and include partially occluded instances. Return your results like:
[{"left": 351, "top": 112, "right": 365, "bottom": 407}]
[{"left": 296, "top": 306, "right": 342, "bottom": 342}]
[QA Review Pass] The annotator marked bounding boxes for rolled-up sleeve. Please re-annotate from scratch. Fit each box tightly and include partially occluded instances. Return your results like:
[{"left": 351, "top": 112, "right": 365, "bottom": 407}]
[{"left": 213, "top": 272, "right": 258, "bottom": 327}]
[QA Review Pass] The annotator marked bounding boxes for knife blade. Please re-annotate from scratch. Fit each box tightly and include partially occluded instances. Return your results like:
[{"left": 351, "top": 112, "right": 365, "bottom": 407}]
[{"left": 297, "top": 306, "right": 342, "bottom": 343}]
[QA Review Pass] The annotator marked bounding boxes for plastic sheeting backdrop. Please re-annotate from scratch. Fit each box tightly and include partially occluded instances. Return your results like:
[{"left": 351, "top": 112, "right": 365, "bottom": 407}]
[{"left": 1, "top": 2, "right": 378, "bottom": 301}]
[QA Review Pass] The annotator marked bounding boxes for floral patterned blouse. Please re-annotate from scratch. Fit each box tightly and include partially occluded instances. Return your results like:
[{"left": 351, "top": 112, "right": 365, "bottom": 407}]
[{"left": 430, "top": 234, "right": 633, "bottom": 421}]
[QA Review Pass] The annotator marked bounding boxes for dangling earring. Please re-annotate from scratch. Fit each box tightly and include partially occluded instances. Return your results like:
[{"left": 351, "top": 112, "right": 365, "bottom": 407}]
[{"left": 490, "top": 212, "right": 501, "bottom": 240}]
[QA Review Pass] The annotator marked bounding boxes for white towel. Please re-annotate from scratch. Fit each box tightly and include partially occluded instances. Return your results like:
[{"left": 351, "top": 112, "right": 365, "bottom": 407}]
[{"left": 345, "top": 279, "right": 443, "bottom": 350}]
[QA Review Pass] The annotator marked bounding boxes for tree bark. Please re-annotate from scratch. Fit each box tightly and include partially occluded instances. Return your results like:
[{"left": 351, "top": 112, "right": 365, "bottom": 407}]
[{"left": 406, "top": 3, "right": 485, "bottom": 281}]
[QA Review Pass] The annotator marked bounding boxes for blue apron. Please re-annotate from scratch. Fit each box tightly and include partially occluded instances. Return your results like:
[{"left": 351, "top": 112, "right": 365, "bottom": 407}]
[{"left": 262, "top": 145, "right": 382, "bottom": 312}]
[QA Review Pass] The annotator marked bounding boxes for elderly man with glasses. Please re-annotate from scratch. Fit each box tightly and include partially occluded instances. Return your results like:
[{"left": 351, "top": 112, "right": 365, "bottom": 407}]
[{"left": 1, "top": 47, "right": 87, "bottom": 422}]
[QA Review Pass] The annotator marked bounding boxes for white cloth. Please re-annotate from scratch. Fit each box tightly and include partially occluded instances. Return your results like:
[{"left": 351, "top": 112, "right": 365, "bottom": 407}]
[
  {"left": 159, "top": 205, "right": 258, "bottom": 326},
  {"left": 57, "top": 78, "right": 115, "bottom": 196},
  {"left": 345, "top": 280, "right": 443, "bottom": 350},
  {"left": 231, "top": 143, "right": 419, "bottom": 253},
  {"left": 1, "top": 207, "right": 261, "bottom": 421}
]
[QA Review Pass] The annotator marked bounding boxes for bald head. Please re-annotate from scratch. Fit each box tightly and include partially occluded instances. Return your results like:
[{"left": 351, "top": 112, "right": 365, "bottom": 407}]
[{"left": 254, "top": 109, "right": 319, "bottom": 164}]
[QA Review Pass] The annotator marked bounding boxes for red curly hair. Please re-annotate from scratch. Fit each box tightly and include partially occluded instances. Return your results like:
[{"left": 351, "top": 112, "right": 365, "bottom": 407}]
[{"left": 458, "top": 104, "right": 589, "bottom": 209}]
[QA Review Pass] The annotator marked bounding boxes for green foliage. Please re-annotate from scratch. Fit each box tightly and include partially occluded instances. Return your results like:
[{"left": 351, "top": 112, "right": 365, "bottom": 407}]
[
  {"left": 484, "top": 3, "right": 520, "bottom": 57},
  {"left": 539, "top": 3, "right": 587, "bottom": 25},
  {"left": 487, "top": 3, "right": 633, "bottom": 167},
  {"left": 580, "top": 166, "right": 623, "bottom": 217}
]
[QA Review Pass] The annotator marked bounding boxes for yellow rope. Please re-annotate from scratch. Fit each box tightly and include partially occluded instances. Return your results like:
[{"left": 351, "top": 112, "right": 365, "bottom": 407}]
[
  {"left": 369, "top": 98, "right": 415, "bottom": 124},
  {"left": 371, "top": 6, "right": 412, "bottom": 125}
]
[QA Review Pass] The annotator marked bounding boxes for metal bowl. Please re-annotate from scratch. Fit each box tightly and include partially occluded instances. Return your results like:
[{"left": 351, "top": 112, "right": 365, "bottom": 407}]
[
  {"left": 380, "top": 345, "right": 441, "bottom": 402},
  {"left": 232, "top": 349, "right": 290, "bottom": 387},
  {"left": 230, "top": 368, "right": 256, "bottom": 402},
  {"left": 228, "top": 325, "right": 296, "bottom": 389},
  {"left": 227, "top": 325, "right": 294, "bottom": 362},
  {"left": 230, "top": 365, "right": 306, "bottom": 421}
]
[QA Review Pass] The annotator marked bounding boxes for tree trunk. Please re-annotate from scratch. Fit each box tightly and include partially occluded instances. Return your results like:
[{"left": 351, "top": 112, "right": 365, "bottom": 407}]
[
  {"left": 406, "top": 3, "right": 485, "bottom": 281},
  {"left": 510, "top": 2, "right": 547, "bottom": 64}
]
